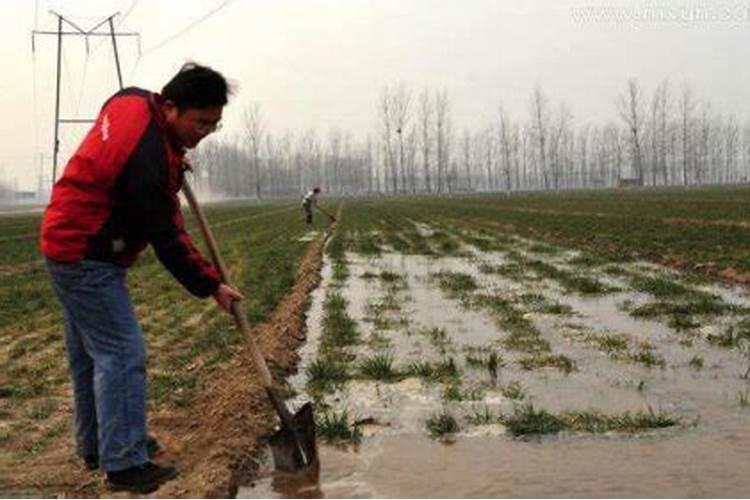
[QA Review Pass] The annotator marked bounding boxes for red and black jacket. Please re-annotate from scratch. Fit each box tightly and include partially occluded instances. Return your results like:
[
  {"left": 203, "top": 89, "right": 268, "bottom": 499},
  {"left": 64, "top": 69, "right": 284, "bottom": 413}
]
[{"left": 40, "top": 87, "right": 221, "bottom": 298}]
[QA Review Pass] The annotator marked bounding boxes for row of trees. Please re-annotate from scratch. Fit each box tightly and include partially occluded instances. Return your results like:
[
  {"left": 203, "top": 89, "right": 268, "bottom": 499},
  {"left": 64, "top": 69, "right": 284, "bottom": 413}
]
[{"left": 190, "top": 79, "right": 750, "bottom": 199}]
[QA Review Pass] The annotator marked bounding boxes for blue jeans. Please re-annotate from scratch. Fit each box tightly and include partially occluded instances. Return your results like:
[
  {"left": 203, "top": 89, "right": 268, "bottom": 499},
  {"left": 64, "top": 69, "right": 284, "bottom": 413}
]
[{"left": 46, "top": 258, "right": 148, "bottom": 472}]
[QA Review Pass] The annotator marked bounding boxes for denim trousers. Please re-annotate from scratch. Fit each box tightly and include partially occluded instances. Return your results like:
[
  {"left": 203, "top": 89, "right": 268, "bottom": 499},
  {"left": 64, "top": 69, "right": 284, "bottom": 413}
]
[{"left": 45, "top": 258, "right": 148, "bottom": 472}]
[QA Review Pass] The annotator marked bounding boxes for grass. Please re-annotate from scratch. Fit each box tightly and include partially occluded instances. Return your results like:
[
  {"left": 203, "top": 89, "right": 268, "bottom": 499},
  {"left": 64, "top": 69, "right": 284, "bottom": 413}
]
[
  {"left": 26, "top": 400, "right": 58, "bottom": 421},
  {"left": 464, "top": 347, "right": 503, "bottom": 383},
  {"left": 567, "top": 253, "right": 618, "bottom": 268},
  {"left": 707, "top": 323, "right": 750, "bottom": 349},
  {"left": 629, "top": 274, "right": 696, "bottom": 299},
  {"left": 321, "top": 292, "right": 360, "bottom": 349},
  {"left": 688, "top": 355, "right": 704, "bottom": 370},
  {"left": 332, "top": 260, "right": 350, "bottom": 282},
  {"left": 522, "top": 258, "right": 616, "bottom": 295},
  {"left": 358, "top": 352, "right": 402, "bottom": 382},
  {"left": 442, "top": 382, "right": 464, "bottom": 401},
  {"left": 628, "top": 344, "right": 667, "bottom": 368},
  {"left": 631, "top": 295, "right": 734, "bottom": 331},
  {"left": 148, "top": 372, "right": 198, "bottom": 408},
  {"left": 739, "top": 390, "right": 750, "bottom": 408},
  {"left": 587, "top": 332, "right": 629, "bottom": 355},
  {"left": 585, "top": 332, "right": 666, "bottom": 368},
  {"left": 466, "top": 405, "right": 496, "bottom": 425},
  {"left": 414, "top": 326, "right": 453, "bottom": 355},
  {"left": 472, "top": 294, "right": 551, "bottom": 355},
  {"left": 305, "top": 357, "right": 350, "bottom": 395},
  {"left": 426, "top": 410, "right": 460, "bottom": 438},
  {"left": 317, "top": 409, "right": 362, "bottom": 445},
  {"left": 351, "top": 231, "right": 383, "bottom": 256},
  {"left": 378, "top": 271, "right": 407, "bottom": 286},
  {"left": 500, "top": 381, "right": 526, "bottom": 400},
  {"left": 519, "top": 354, "right": 577, "bottom": 374},
  {"left": 21, "top": 419, "right": 70, "bottom": 457},
  {"left": 502, "top": 404, "right": 679, "bottom": 437},
  {"left": 479, "top": 262, "right": 529, "bottom": 281},
  {"left": 433, "top": 271, "right": 478, "bottom": 297},
  {"left": 502, "top": 405, "right": 566, "bottom": 436},
  {"left": 405, "top": 358, "right": 461, "bottom": 384}
]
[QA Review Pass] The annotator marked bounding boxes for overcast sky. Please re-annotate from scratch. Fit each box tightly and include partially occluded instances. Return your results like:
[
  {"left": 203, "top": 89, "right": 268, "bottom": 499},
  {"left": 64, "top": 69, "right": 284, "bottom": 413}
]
[{"left": 1, "top": 0, "right": 748, "bottom": 189}]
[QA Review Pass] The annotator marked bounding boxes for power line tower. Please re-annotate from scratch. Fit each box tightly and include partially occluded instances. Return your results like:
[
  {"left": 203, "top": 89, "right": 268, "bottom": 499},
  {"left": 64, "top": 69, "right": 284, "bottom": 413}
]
[{"left": 32, "top": 11, "right": 140, "bottom": 187}]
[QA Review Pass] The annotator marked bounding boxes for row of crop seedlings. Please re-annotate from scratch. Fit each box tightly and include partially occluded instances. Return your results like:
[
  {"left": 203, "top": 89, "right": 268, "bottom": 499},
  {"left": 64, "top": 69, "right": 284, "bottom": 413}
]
[
  {"left": 455, "top": 220, "right": 750, "bottom": 358},
  {"left": 306, "top": 228, "right": 363, "bottom": 444},
  {"left": 428, "top": 267, "right": 686, "bottom": 438}
]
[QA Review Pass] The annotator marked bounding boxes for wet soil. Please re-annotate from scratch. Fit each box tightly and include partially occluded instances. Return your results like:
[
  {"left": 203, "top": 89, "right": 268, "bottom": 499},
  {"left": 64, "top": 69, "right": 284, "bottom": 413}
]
[{"left": 239, "top": 228, "right": 750, "bottom": 498}]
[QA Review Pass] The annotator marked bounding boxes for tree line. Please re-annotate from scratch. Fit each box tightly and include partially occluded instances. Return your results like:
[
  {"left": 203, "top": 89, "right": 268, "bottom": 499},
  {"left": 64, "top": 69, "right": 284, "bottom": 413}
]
[{"left": 189, "top": 78, "right": 750, "bottom": 199}]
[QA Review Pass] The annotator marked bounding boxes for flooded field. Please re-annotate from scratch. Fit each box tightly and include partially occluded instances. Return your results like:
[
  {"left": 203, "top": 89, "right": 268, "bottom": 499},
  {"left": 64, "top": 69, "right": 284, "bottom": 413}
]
[{"left": 239, "top": 223, "right": 750, "bottom": 498}]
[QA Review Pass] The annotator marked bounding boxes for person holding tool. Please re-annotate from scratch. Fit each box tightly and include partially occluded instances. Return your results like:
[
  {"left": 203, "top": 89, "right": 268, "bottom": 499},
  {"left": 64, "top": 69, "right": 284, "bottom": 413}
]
[
  {"left": 40, "top": 63, "right": 243, "bottom": 494},
  {"left": 302, "top": 187, "right": 336, "bottom": 224}
]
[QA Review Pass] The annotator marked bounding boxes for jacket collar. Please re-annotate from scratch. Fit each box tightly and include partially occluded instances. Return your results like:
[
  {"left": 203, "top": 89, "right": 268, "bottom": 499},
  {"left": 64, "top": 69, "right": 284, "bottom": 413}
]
[{"left": 148, "top": 93, "right": 186, "bottom": 159}]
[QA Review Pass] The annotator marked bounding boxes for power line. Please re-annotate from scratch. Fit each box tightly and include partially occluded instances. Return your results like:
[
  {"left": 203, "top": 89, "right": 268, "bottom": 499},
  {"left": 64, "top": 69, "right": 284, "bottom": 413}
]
[
  {"left": 128, "top": 0, "right": 233, "bottom": 82},
  {"left": 138, "top": 0, "right": 233, "bottom": 58}
]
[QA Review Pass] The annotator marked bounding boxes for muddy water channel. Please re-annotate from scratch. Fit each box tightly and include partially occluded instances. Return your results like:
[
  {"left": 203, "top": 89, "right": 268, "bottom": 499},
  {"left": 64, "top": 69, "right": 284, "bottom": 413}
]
[{"left": 239, "top": 233, "right": 750, "bottom": 498}]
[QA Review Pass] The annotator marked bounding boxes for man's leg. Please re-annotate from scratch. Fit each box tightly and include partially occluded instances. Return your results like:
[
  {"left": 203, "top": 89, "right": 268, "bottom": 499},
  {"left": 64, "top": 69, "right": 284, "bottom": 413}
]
[
  {"left": 47, "top": 259, "right": 148, "bottom": 471},
  {"left": 47, "top": 261, "right": 98, "bottom": 461}
]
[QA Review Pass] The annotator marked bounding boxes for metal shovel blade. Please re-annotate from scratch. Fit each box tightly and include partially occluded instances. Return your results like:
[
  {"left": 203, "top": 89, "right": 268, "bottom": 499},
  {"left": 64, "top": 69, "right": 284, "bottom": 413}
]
[{"left": 268, "top": 402, "right": 318, "bottom": 473}]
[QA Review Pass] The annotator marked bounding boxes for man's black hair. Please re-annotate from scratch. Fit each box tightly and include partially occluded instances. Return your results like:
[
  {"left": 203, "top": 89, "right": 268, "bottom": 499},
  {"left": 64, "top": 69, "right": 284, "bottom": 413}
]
[{"left": 161, "top": 62, "right": 233, "bottom": 110}]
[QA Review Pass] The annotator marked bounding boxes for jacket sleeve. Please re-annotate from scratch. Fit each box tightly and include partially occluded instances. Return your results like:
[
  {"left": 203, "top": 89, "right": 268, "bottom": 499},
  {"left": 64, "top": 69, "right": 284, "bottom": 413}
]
[
  {"left": 149, "top": 197, "right": 222, "bottom": 298},
  {"left": 118, "top": 120, "right": 221, "bottom": 298}
]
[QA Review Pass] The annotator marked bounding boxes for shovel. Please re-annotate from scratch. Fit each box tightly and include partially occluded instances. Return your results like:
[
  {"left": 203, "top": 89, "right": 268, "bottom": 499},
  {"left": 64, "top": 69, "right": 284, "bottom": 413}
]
[{"left": 182, "top": 179, "right": 318, "bottom": 473}]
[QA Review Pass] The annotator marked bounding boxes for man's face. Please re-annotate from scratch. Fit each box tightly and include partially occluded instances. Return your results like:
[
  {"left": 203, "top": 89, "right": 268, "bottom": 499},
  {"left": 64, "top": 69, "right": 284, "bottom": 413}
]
[{"left": 162, "top": 101, "right": 223, "bottom": 149}]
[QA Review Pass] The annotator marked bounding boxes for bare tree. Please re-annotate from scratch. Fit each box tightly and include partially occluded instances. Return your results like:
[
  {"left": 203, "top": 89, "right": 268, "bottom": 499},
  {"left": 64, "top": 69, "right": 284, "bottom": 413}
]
[
  {"left": 461, "top": 128, "right": 472, "bottom": 191},
  {"left": 365, "top": 135, "right": 374, "bottom": 193},
  {"left": 480, "top": 126, "right": 495, "bottom": 191},
  {"left": 696, "top": 102, "right": 711, "bottom": 184},
  {"left": 617, "top": 78, "right": 646, "bottom": 185},
  {"left": 435, "top": 90, "right": 451, "bottom": 193},
  {"left": 406, "top": 128, "right": 418, "bottom": 193},
  {"left": 650, "top": 79, "right": 672, "bottom": 186},
  {"left": 743, "top": 121, "right": 750, "bottom": 182},
  {"left": 679, "top": 85, "right": 696, "bottom": 185},
  {"left": 327, "top": 128, "right": 342, "bottom": 193},
  {"left": 530, "top": 85, "right": 551, "bottom": 190},
  {"left": 378, "top": 85, "right": 397, "bottom": 193},
  {"left": 725, "top": 115, "right": 740, "bottom": 183},
  {"left": 392, "top": 85, "right": 412, "bottom": 193},
  {"left": 418, "top": 89, "right": 433, "bottom": 192},
  {"left": 578, "top": 125, "right": 590, "bottom": 188},
  {"left": 498, "top": 103, "right": 513, "bottom": 194},
  {"left": 548, "top": 103, "right": 572, "bottom": 190},
  {"left": 243, "top": 102, "right": 265, "bottom": 198}
]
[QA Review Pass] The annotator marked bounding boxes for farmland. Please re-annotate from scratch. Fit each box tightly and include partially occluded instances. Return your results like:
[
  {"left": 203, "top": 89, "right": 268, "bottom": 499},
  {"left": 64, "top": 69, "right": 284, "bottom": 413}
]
[{"left": 2, "top": 185, "right": 750, "bottom": 497}]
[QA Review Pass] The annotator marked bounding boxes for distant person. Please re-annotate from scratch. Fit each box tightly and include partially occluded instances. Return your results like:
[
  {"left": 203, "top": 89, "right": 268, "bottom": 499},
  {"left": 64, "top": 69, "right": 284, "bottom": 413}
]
[
  {"left": 39, "top": 63, "right": 243, "bottom": 494},
  {"left": 302, "top": 187, "right": 335, "bottom": 224}
]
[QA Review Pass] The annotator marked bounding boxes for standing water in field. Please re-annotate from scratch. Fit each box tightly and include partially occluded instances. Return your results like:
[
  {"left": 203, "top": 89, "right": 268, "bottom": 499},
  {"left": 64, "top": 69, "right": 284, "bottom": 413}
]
[{"left": 238, "top": 229, "right": 750, "bottom": 498}]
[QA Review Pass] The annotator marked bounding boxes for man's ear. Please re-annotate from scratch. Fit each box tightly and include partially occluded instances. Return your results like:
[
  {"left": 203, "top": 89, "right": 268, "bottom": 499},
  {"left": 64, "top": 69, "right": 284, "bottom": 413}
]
[{"left": 162, "top": 100, "right": 179, "bottom": 121}]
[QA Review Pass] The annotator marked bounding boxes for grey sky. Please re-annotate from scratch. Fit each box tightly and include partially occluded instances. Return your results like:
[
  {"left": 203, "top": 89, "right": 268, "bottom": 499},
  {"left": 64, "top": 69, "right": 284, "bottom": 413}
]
[{"left": 1, "top": 0, "right": 748, "bottom": 189}]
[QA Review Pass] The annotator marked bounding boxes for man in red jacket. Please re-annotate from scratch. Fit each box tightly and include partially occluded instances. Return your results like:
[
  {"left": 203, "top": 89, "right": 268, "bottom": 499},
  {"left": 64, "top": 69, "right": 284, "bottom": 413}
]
[{"left": 40, "top": 63, "right": 242, "bottom": 493}]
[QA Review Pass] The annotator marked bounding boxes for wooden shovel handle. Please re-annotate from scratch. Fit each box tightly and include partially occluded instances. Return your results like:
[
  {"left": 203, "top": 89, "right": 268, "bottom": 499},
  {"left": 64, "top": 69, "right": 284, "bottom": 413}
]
[{"left": 181, "top": 179, "right": 274, "bottom": 389}]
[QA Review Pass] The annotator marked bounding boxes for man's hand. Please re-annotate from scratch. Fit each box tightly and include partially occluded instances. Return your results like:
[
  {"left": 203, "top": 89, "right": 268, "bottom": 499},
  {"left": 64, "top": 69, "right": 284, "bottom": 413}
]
[{"left": 213, "top": 283, "right": 244, "bottom": 313}]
